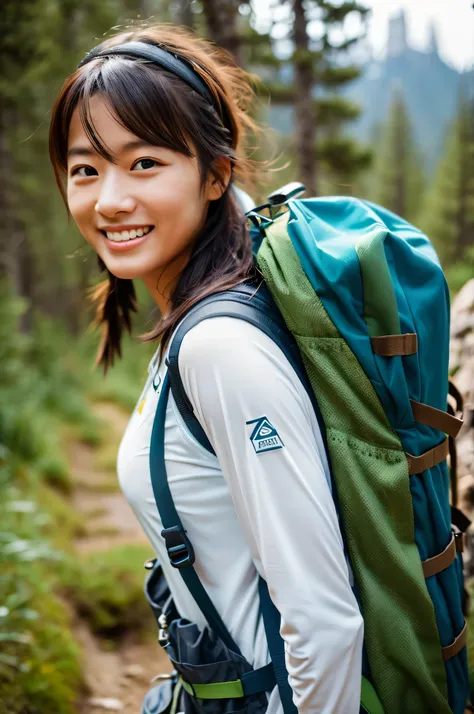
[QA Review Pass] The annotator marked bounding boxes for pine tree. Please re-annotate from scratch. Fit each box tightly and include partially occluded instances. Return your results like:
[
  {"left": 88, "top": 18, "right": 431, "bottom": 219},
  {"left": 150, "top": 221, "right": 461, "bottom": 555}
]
[
  {"left": 418, "top": 97, "right": 474, "bottom": 266},
  {"left": 201, "top": 0, "right": 244, "bottom": 64},
  {"left": 263, "top": 0, "right": 372, "bottom": 195},
  {"left": 366, "top": 88, "right": 425, "bottom": 224}
]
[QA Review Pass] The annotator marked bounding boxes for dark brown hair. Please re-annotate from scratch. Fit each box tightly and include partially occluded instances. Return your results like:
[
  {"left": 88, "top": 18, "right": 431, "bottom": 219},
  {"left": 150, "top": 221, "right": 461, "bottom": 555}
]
[{"left": 49, "top": 24, "right": 265, "bottom": 369}]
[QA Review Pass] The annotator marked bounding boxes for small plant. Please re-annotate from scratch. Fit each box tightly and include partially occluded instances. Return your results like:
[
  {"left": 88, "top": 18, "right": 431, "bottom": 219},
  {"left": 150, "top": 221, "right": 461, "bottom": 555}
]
[{"left": 61, "top": 545, "right": 154, "bottom": 640}]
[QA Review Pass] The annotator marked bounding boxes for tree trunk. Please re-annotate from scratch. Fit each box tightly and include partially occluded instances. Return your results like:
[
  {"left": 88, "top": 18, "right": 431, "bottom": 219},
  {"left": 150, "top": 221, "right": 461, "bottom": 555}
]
[
  {"left": 178, "top": 0, "right": 194, "bottom": 29},
  {"left": 394, "top": 104, "right": 406, "bottom": 218},
  {"left": 457, "top": 105, "right": 473, "bottom": 250},
  {"left": 67, "top": 251, "right": 93, "bottom": 336},
  {"left": 201, "top": 0, "right": 243, "bottom": 66},
  {"left": 292, "top": 0, "right": 317, "bottom": 196},
  {"left": 0, "top": 108, "right": 34, "bottom": 332}
]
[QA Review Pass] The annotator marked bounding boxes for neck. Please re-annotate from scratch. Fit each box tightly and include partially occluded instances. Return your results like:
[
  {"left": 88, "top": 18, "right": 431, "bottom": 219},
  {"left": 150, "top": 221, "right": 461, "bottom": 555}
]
[{"left": 142, "top": 252, "right": 190, "bottom": 316}]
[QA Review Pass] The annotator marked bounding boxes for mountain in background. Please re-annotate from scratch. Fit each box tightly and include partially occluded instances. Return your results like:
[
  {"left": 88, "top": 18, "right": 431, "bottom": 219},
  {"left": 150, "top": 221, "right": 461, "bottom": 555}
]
[{"left": 265, "top": 9, "right": 473, "bottom": 169}]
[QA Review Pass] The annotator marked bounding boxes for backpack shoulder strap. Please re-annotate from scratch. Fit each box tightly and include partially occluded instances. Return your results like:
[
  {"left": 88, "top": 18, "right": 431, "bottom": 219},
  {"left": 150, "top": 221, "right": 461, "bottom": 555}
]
[{"left": 166, "top": 282, "right": 303, "bottom": 453}]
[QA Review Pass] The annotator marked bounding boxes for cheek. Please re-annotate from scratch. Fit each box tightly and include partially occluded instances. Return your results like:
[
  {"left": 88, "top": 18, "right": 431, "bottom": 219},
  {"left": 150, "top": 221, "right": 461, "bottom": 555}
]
[
  {"left": 149, "top": 172, "right": 206, "bottom": 229},
  {"left": 67, "top": 188, "right": 95, "bottom": 235}
]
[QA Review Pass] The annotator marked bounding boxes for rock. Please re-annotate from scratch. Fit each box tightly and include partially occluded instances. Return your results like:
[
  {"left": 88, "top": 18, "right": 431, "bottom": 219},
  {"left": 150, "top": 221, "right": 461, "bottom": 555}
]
[
  {"left": 459, "top": 474, "right": 474, "bottom": 512},
  {"left": 123, "top": 664, "right": 146, "bottom": 679},
  {"left": 450, "top": 279, "right": 474, "bottom": 576},
  {"left": 451, "top": 278, "right": 474, "bottom": 316},
  {"left": 449, "top": 338, "right": 463, "bottom": 372},
  {"left": 87, "top": 698, "right": 124, "bottom": 711}
]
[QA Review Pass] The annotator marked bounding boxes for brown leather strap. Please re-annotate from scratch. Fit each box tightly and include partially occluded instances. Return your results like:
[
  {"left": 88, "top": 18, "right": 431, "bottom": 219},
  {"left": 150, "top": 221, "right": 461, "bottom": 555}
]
[
  {"left": 371, "top": 333, "right": 418, "bottom": 356},
  {"left": 449, "top": 435, "right": 459, "bottom": 507},
  {"left": 454, "top": 530, "right": 464, "bottom": 554},
  {"left": 448, "top": 380, "right": 464, "bottom": 414},
  {"left": 422, "top": 535, "right": 457, "bottom": 578},
  {"left": 406, "top": 438, "right": 449, "bottom": 475},
  {"left": 410, "top": 400, "right": 464, "bottom": 438},
  {"left": 441, "top": 621, "right": 467, "bottom": 661}
]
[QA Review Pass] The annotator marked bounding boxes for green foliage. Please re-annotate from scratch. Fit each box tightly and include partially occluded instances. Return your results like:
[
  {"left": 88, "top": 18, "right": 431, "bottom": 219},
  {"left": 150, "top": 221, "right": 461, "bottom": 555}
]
[
  {"left": 444, "top": 246, "right": 474, "bottom": 297},
  {"left": 37, "top": 483, "right": 88, "bottom": 545},
  {"left": 363, "top": 89, "right": 425, "bottom": 224},
  {"left": 84, "top": 331, "right": 156, "bottom": 411},
  {"left": 314, "top": 96, "right": 362, "bottom": 124},
  {"left": 418, "top": 98, "right": 474, "bottom": 265},
  {"left": 0, "top": 288, "right": 97, "bottom": 467},
  {"left": 0, "top": 282, "right": 154, "bottom": 711},
  {"left": 60, "top": 545, "right": 154, "bottom": 639},
  {"left": 318, "top": 135, "right": 372, "bottom": 178},
  {"left": 317, "top": 64, "right": 361, "bottom": 86},
  {"left": 0, "top": 467, "right": 82, "bottom": 714},
  {"left": 0, "top": 288, "right": 102, "bottom": 713}
]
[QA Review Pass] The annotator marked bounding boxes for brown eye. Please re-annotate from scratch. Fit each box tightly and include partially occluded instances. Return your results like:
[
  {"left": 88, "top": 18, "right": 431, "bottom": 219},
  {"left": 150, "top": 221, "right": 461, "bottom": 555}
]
[
  {"left": 132, "top": 159, "right": 159, "bottom": 171},
  {"left": 72, "top": 165, "right": 97, "bottom": 177}
]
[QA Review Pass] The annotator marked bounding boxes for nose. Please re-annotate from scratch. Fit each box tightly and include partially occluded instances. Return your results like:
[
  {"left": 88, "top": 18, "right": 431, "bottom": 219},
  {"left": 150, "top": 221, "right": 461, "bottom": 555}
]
[{"left": 94, "top": 173, "right": 136, "bottom": 217}]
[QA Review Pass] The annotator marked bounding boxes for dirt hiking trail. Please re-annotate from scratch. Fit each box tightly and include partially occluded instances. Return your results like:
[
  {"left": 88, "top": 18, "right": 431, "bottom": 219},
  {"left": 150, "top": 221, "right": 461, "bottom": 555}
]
[{"left": 69, "top": 402, "right": 171, "bottom": 714}]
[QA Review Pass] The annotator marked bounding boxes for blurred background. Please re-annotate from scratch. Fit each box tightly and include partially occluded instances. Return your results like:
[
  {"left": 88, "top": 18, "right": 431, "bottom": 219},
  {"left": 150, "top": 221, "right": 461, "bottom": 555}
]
[{"left": 1, "top": 2, "right": 473, "bottom": 713}]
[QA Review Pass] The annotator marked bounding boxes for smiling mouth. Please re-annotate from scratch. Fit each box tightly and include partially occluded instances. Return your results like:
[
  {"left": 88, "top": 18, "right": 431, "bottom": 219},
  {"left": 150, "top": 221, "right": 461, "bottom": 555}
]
[{"left": 101, "top": 226, "right": 154, "bottom": 242}]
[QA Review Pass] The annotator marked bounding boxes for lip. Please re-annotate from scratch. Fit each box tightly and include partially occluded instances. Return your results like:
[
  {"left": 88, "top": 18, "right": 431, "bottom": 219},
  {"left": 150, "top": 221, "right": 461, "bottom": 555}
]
[{"left": 102, "top": 227, "right": 154, "bottom": 252}]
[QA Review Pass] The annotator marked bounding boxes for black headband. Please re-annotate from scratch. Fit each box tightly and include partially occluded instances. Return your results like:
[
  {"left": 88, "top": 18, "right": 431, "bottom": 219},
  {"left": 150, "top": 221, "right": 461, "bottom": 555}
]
[{"left": 78, "top": 40, "right": 215, "bottom": 106}]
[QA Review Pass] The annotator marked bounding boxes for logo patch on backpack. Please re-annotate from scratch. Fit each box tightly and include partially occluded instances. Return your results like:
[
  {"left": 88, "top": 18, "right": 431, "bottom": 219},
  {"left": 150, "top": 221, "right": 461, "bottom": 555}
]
[{"left": 246, "top": 416, "right": 284, "bottom": 454}]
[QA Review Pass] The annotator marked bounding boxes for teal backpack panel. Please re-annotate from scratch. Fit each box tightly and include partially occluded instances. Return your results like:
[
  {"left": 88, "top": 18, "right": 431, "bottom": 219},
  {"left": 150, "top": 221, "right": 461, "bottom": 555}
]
[{"left": 281, "top": 197, "right": 468, "bottom": 713}]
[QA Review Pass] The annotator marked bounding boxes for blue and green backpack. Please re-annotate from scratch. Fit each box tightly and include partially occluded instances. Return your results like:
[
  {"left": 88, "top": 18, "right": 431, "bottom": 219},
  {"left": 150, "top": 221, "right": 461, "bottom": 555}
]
[{"left": 144, "top": 183, "right": 470, "bottom": 714}]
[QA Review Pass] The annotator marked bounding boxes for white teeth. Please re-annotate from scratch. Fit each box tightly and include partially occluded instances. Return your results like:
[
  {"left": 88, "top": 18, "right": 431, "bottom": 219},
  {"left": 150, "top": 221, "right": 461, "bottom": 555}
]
[{"left": 105, "top": 226, "right": 152, "bottom": 242}]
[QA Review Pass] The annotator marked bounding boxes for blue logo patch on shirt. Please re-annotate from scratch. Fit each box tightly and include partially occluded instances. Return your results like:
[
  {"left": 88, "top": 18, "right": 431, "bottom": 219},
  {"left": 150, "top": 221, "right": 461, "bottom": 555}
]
[
  {"left": 246, "top": 416, "right": 284, "bottom": 454},
  {"left": 152, "top": 371, "right": 162, "bottom": 393}
]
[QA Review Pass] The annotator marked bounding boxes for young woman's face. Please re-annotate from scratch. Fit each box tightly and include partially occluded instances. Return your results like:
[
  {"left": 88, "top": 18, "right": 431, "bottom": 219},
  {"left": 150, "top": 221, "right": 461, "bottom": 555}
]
[{"left": 67, "top": 95, "right": 223, "bottom": 287}]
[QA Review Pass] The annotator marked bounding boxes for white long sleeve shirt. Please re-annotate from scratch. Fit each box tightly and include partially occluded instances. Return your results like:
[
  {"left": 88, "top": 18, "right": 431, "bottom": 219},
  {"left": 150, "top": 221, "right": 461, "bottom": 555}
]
[{"left": 117, "top": 316, "right": 363, "bottom": 714}]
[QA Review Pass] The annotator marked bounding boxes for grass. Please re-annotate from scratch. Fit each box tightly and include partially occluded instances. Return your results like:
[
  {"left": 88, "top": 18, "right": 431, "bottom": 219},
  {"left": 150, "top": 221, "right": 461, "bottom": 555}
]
[
  {"left": 37, "top": 483, "right": 88, "bottom": 546},
  {"left": 94, "top": 440, "right": 122, "bottom": 474},
  {"left": 73, "top": 478, "right": 120, "bottom": 494},
  {"left": 60, "top": 545, "right": 155, "bottom": 641},
  {"left": 0, "top": 464, "right": 83, "bottom": 714},
  {"left": 84, "top": 524, "right": 121, "bottom": 538},
  {"left": 0, "top": 301, "right": 156, "bottom": 713}
]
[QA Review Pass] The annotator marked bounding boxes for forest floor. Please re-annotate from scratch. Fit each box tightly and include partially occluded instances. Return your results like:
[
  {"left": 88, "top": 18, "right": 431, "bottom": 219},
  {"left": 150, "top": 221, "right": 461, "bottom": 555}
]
[{"left": 68, "top": 402, "right": 170, "bottom": 714}]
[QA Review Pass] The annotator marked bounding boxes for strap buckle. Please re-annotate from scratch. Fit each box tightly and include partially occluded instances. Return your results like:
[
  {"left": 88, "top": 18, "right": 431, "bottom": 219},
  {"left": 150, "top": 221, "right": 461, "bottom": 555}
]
[{"left": 161, "top": 525, "right": 195, "bottom": 568}]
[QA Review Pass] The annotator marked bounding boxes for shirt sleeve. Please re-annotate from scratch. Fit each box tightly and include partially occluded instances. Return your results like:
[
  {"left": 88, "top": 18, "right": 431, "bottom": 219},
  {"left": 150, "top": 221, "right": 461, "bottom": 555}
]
[{"left": 178, "top": 316, "right": 364, "bottom": 714}]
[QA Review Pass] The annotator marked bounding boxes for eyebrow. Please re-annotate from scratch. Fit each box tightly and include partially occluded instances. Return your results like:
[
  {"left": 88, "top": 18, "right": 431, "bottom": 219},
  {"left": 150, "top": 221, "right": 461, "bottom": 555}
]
[{"left": 67, "top": 140, "right": 158, "bottom": 158}]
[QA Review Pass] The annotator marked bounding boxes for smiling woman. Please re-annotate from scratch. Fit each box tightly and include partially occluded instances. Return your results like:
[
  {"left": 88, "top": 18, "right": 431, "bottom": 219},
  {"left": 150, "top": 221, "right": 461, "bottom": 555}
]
[
  {"left": 48, "top": 22, "right": 366, "bottom": 714},
  {"left": 49, "top": 25, "right": 261, "bottom": 365}
]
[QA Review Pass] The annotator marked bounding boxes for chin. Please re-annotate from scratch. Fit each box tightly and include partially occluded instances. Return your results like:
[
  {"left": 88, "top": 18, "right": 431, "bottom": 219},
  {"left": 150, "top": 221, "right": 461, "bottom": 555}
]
[
  {"left": 106, "top": 266, "right": 145, "bottom": 280},
  {"left": 102, "top": 257, "right": 168, "bottom": 282},
  {"left": 98, "top": 253, "right": 150, "bottom": 280}
]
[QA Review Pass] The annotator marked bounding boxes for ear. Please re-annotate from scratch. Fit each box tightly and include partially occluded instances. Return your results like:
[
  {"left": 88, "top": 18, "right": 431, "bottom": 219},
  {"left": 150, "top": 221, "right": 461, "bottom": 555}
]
[{"left": 206, "top": 157, "right": 232, "bottom": 201}]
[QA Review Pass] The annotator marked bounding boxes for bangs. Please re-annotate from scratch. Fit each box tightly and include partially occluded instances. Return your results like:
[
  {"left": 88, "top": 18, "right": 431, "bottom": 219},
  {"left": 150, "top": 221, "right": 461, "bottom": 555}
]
[
  {"left": 50, "top": 49, "right": 236, "bottom": 203},
  {"left": 52, "top": 56, "right": 203, "bottom": 176},
  {"left": 81, "top": 58, "right": 194, "bottom": 162}
]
